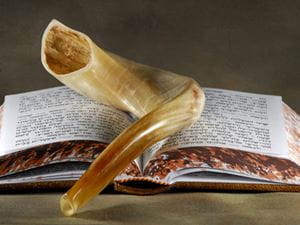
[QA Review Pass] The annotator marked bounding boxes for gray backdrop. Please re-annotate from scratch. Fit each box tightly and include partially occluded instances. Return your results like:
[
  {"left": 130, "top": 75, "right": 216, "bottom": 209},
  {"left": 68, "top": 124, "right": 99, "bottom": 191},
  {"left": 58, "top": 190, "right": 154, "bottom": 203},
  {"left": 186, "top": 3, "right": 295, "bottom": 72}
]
[{"left": 0, "top": 0, "right": 299, "bottom": 111}]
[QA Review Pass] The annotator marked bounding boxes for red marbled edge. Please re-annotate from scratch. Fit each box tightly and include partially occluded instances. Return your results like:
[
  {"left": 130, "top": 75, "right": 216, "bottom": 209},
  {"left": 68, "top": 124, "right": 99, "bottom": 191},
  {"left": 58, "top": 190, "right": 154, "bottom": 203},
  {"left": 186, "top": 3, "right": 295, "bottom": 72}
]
[
  {"left": 284, "top": 104, "right": 300, "bottom": 164},
  {"left": 0, "top": 140, "right": 142, "bottom": 178}
]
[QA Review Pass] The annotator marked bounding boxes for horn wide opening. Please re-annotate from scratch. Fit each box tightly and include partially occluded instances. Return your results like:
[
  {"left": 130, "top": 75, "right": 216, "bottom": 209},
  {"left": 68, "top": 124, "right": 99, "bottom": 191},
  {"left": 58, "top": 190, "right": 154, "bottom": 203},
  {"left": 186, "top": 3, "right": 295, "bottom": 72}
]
[{"left": 44, "top": 26, "right": 91, "bottom": 75}]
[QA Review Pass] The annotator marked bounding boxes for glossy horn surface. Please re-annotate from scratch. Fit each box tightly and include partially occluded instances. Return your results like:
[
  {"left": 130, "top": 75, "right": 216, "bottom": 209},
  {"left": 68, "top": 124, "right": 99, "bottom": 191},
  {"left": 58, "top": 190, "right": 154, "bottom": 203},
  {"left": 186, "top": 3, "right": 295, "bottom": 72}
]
[{"left": 41, "top": 19, "right": 205, "bottom": 216}]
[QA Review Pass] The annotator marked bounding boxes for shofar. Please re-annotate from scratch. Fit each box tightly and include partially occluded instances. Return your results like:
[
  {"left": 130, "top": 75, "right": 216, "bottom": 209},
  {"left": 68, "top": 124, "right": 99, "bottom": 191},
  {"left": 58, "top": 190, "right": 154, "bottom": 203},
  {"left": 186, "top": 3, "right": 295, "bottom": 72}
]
[{"left": 41, "top": 19, "right": 205, "bottom": 216}]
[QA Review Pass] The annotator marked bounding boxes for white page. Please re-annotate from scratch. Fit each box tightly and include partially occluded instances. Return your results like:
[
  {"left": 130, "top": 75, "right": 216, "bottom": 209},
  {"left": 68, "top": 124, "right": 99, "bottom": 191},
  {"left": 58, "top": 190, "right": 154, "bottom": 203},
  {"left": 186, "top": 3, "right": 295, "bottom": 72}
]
[
  {"left": 0, "top": 86, "right": 134, "bottom": 156},
  {"left": 144, "top": 88, "right": 287, "bottom": 165},
  {"left": 170, "top": 171, "right": 276, "bottom": 184}
]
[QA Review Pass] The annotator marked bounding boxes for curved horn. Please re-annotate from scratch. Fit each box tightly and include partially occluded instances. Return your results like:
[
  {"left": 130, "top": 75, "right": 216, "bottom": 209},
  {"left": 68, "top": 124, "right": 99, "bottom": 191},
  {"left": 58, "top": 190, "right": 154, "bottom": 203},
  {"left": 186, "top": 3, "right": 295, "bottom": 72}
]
[{"left": 41, "top": 19, "right": 205, "bottom": 216}]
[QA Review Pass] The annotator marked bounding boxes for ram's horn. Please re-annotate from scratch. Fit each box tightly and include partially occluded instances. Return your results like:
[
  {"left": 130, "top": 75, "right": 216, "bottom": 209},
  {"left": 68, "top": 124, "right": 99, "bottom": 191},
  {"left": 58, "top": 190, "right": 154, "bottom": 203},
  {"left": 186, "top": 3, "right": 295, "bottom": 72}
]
[{"left": 41, "top": 19, "right": 205, "bottom": 216}]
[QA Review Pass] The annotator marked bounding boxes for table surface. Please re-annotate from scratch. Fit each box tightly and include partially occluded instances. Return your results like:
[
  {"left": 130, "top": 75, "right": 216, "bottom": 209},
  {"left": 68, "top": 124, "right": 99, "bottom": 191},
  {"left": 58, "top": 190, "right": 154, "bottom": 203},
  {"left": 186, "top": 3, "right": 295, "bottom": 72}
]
[
  {"left": 1, "top": 192, "right": 300, "bottom": 225},
  {"left": 0, "top": 1, "right": 300, "bottom": 224}
]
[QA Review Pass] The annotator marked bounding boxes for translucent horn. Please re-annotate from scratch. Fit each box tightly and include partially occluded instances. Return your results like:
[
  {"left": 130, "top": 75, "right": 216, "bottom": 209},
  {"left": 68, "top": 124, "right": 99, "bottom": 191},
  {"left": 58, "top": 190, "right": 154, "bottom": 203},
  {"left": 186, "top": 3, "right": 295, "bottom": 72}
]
[{"left": 41, "top": 19, "right": 205, "bottom": 216}]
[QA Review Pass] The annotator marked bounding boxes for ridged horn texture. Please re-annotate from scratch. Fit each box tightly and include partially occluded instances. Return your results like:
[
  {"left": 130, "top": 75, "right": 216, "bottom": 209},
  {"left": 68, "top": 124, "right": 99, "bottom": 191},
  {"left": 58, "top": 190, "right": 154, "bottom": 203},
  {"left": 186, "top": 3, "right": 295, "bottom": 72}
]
[{"left": 41, "top": 19, "right": 205, "bottom": 216}]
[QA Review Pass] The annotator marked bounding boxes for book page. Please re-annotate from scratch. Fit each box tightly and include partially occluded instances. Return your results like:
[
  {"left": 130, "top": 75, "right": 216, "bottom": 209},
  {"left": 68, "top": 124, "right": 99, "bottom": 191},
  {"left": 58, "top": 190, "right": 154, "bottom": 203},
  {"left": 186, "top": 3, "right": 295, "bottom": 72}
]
[
  {"left": 170, "top": 171, "right": 275, "bottom": 184},
  {"left": 0, "top": 86, "right": 135, "bottom": 157},
  {"left": 143, "top": 88, "right": 287, "bottom": 167}
]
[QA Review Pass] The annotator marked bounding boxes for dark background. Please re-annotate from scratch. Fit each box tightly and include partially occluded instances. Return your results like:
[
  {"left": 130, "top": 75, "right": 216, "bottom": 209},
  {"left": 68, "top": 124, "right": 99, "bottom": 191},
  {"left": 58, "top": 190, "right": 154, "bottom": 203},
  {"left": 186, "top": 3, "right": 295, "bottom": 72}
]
[{"left": 0, "top": 0, "right": 300, "bottom": 111}]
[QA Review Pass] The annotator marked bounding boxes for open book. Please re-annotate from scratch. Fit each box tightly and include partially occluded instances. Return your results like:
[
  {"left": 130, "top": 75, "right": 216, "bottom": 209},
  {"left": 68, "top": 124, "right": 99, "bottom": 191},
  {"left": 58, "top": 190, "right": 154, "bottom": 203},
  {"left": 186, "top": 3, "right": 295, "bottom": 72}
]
[{"left": 0, "top": 86, "right": 299, "bottom": 193}]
